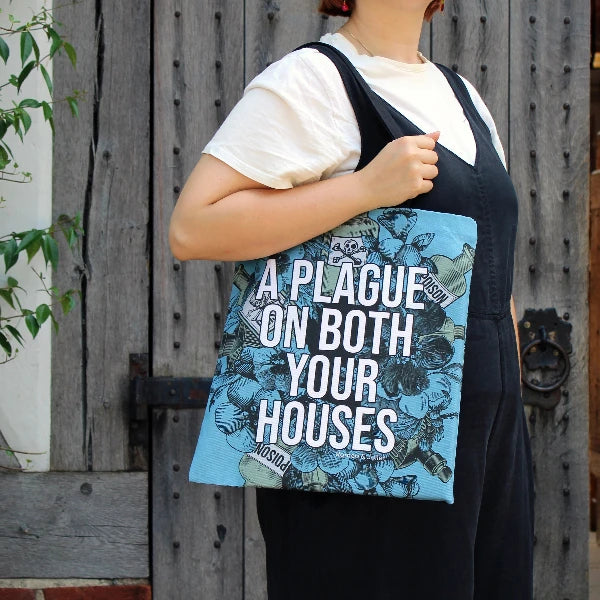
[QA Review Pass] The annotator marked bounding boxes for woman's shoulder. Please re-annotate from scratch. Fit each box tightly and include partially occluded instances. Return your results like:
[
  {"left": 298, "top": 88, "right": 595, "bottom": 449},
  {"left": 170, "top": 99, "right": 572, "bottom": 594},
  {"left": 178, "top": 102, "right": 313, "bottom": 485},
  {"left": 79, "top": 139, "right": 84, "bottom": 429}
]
[
  {"left": 242, "top": 44, "right": 358, "bottom": 137},
  {"left": 202, "top": 45, "right": 357, "bottom": 189},
  {"left": 245, "top": 46, "right": 346, "bottom": 99}
]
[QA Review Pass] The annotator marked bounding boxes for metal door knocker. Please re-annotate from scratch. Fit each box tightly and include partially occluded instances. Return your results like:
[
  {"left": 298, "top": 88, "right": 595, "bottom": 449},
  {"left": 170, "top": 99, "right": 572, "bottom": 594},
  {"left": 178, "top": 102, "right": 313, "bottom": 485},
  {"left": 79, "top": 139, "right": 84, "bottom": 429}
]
[{"left": 518, "top": 308, "right": 572, "bottom": 409}]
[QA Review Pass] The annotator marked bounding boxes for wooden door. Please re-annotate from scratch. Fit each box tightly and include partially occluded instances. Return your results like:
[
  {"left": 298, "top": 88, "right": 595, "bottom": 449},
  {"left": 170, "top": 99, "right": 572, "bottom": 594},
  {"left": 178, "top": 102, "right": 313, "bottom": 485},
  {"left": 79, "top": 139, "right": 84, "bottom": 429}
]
[
  {"left": 151, "top": 2, "right": 590, "bottom": 598},
  {"left": 46, "top": 0, "right": 591, "bottom": 597}
]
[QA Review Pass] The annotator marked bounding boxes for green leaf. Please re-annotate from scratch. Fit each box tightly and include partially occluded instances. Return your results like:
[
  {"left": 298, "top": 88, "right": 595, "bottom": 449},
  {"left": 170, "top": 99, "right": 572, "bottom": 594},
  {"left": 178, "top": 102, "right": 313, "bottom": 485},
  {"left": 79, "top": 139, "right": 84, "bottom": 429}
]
[
  {"left": 40, "top": 64, "right": 52, "bottom": 96},
  {"left": 60, "top": 291, "right": 76, "bottom": 314},
  {"left": 63, "top": 41, "right": 76, "bottom": 67},
  {"left": 19, "top": 98, "right": 41, "bottom": 108},
  {"left": 3, "top": 141, "right": 13, "bottom": 160},
  {"left": 49, "top": 309, "right": 59, "bottom": 333},
  {"left": 5, "top": 324, "right": 25, "bottom": 346},
  {"left": 41, "top": 100, "right": 52, "bottom": 121},
  {"left": 67, "top": 227, "right": 78, "bottom": 248},
  {"left": 0, "top": 144, "right": 9, "bottom": 170},
  {"left": 19, "top": 109, "right": 32, "bottom": 134},
  {"left": 3, "top": 238, "right": 18, "bottom": 271},
  {"left": 0, "top": 331, "right": 12, "bottom": 355},
  {"left": 66, "top": 96, "right": 78, "bottom": 118},
  {"left": 31, "top": 35, "right": 40, "bottom": 63},
  {"left": 25, "top": 314, "right": 40, "bottom": 338},
  {"left": 47, "top": 27, "right": 62, "bottom": 58},
  {"left": 25, "top": 235, "right": 42, "bottom": 263},
  {"left": 14, "top": 120, "right": 24, "bottom": 142},
  {"left": 0, "top": 36, "right": 9, "bottom": 64},
  {"left": 17, "top": 228, "right": 43, "bottom": 253},
  {"left": 0, "top": 288, "right": 15, "bottom": 309},
  {"left": 7, "top": 277, "right": 18, "bottom": 287},
  {"left": 35, "top": 303, "right": 51, "bottom": 324},
  {"left": 20, "top": 31, "right": 33, "bottom": 65},
  {"left": 17, "top": 60, "right": 36, "bottom": 91},
  {"left": 41, "top": 101, "right": 54, "bottom": 134},
  {"left": 41, "top": 234, "right": 59, "bottom": 270},
  {"left": 0, "top": 118, "right": 7, "bottom": 141}
]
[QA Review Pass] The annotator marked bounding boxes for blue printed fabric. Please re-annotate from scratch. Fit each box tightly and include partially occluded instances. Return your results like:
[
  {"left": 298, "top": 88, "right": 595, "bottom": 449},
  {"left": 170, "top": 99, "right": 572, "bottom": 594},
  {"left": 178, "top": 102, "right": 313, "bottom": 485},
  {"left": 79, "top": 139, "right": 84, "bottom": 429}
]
[{"left": 189, "top": 207, "right": 477, "bottom": 504}]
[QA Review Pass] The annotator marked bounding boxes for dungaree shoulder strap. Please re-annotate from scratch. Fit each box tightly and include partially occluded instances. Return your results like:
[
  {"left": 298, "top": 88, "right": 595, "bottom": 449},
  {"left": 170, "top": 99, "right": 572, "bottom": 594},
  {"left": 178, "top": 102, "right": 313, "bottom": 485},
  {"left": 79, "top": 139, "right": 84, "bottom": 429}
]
[
  {"left": 294, "top": 43, "right": 495, "bottom": 164},
  {"left": 293, "top": 41, "right": 401, "bottom": 168},
  {"left": 433, "top": 62, "right": 494, "bottom": 142}
]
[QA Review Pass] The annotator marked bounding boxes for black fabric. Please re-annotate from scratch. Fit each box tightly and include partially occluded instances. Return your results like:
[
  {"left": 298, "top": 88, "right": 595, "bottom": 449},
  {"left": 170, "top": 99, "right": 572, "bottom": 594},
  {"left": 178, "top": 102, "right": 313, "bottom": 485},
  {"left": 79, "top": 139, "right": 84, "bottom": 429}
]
[{"left": 256, "top": 42, "right": 535, "bottom": 600}]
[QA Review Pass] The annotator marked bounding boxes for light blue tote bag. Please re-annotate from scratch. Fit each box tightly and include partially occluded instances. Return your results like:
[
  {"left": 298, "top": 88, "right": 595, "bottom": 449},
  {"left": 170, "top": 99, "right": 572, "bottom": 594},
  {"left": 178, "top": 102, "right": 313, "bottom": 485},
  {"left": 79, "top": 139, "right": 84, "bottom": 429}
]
[{"left": 189, "top": 207, "right": 477, "bottom": 504}]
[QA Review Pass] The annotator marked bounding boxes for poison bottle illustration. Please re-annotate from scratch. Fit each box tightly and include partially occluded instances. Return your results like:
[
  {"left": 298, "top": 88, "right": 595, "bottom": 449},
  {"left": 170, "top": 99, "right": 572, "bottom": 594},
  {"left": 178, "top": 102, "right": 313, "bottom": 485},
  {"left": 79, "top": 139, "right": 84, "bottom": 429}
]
[
  {"left": 239, "top": 441, "right": 293, "bottom": 488},
  {"left": 419, "top": 316, "right": 466, "bottom": 343},
  {"left": 421, "top": 243, "right": 475, "bottom": 308},
  {"left": 389, "top": 436, "right": 453, "bottom": 483}
]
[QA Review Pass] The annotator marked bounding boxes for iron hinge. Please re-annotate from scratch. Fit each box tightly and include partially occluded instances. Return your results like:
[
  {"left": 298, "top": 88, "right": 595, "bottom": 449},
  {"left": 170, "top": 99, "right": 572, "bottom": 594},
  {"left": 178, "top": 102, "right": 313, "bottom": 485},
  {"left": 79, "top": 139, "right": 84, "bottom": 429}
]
[{"left": 128, "top": 353, "right": 212, "bottom": 467}]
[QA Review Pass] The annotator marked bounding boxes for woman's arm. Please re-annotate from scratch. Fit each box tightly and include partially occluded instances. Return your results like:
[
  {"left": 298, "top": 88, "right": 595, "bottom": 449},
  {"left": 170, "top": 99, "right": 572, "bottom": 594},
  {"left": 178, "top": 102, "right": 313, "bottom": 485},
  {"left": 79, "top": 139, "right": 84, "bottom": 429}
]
[
  {"left": 169, "top": 133, "right": 440, "bottom": 262},
  {"left": 511, "top": 295, "right": 522, "bottom": 381}
]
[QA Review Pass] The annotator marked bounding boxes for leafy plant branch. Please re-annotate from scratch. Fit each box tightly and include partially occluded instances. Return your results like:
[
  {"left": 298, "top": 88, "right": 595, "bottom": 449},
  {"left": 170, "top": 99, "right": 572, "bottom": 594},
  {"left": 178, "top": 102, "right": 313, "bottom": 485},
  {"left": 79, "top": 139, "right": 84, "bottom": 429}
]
[{"left": 1, "top": 2, "right": 84, "bottom": 369}]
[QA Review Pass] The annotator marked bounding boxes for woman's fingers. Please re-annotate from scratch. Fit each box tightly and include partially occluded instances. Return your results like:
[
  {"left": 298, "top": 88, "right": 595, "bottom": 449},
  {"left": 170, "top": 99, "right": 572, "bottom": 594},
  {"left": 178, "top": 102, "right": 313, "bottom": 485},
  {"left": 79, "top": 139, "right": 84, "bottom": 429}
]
[
  {"left": 420, "top": 163, "right": 439, "bottom": 180},
  {"left": 417, "top": 148, "right": 439, "bottom": 165},
  {"left": 357, "top": 132, "right": 442, "bottom": 208},
  {"left": 416, "top": 131, "right": 441, "bottom": 148}
]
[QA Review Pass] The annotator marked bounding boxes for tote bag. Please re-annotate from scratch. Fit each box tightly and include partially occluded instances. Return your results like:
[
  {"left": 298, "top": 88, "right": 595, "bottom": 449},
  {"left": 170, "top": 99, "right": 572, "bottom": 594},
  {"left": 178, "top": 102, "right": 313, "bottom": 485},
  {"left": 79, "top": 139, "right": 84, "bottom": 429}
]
[{"left": 188, "top": 46, "right": 477, "bottom": 505}]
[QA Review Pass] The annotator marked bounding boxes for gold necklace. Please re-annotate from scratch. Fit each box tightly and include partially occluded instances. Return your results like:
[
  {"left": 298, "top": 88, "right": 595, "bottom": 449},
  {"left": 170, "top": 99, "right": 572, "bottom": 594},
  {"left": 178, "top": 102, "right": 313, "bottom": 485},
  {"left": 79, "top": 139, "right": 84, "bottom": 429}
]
[{"left": 343, "top": 29, "right": 426, "bottom": 64}]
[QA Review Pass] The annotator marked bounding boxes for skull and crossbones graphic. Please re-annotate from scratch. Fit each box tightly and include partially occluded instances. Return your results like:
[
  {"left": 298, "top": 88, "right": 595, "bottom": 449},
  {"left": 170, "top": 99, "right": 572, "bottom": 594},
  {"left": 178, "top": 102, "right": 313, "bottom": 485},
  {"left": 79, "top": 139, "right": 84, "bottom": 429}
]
[{"left": 331, "top": 238, "right": 367, "bottom": 265}]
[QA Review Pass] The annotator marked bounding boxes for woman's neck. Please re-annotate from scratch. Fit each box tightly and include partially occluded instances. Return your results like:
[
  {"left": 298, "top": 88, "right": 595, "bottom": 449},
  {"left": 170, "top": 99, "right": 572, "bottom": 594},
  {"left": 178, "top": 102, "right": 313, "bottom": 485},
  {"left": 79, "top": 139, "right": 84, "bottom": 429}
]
[{"left": 340, "top": 2, "right": 426, "bottom": 64}]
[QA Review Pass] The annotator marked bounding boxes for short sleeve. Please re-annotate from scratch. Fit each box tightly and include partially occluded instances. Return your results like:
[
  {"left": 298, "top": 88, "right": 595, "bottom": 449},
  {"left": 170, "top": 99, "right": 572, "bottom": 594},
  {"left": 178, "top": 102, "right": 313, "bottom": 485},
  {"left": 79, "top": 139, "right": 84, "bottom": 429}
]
[
  {"left": 458, "top": 74, "right": 507, "bottom": 170},
  {"left": 202, "top": 49, "right": 355, "bottom": 189}
]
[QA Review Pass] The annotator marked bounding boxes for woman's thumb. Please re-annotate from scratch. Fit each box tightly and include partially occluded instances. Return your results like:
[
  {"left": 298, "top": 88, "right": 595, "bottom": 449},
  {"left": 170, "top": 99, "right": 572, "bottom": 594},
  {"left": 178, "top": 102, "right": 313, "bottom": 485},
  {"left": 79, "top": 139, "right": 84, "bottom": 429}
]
[{"left": 426, "top": 131, "right": 441, "bottom": 142}]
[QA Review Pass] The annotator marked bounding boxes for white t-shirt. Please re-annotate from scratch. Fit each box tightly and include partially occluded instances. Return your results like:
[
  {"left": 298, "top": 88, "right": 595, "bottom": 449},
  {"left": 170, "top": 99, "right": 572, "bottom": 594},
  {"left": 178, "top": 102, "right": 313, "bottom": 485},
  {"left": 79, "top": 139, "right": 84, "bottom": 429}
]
[{"left": 203, "top": 32, "right": 506, "bottom": 189}]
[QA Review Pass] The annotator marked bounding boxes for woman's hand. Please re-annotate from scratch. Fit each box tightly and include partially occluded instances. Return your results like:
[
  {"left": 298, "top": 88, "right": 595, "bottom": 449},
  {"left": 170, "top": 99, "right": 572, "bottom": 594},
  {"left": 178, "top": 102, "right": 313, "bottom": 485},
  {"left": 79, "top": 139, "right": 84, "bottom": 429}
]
[{"left": 356, "top": 131, "right": 440, "bottom": 210}]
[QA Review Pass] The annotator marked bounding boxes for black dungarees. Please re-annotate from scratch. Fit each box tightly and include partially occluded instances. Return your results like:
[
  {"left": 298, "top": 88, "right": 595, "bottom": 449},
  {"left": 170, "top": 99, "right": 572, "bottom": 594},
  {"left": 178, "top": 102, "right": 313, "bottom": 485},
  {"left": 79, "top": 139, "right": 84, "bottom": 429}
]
[{"left": 256, "top": 43, "right": 535, "bottom": 600}]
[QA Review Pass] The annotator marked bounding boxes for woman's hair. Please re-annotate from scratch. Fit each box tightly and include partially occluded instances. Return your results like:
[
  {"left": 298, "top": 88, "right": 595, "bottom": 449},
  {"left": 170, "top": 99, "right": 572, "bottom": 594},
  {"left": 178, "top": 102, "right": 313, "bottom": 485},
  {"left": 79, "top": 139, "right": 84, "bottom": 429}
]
[{"left": 318, "top": 0, "right": 442, "bottom": 21}]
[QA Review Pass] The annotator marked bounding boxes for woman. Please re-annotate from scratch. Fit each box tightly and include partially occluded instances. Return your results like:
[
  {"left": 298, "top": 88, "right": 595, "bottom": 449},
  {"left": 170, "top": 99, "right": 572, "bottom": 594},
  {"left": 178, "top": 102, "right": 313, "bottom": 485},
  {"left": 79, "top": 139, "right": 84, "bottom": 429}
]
[{"left": 170, "top": 1, "right": 534, "bottom": 598}]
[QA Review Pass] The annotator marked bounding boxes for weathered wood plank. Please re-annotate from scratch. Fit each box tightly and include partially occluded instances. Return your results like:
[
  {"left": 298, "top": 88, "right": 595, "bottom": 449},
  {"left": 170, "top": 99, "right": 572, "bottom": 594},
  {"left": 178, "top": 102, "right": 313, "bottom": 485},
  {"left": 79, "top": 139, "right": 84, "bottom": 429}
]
[
  {"left": 51, "top": 0, "right": 96, "bottom": 472},
  {"left": 51, "top": 0, "right": 151, "bottom": 471},
  {"left": 86, "top": 0, "right": 151, "bottom": 471},
  {"left": 243, "top": 488, "right": 267, "bottom": 600},
  {"left": 245, "top": 0, "right": 345, "bottom": 82},
  {"left": 153, "top": 0, "right": 243, "bottom": 379},
  {"left": 431, "top": 0, "right": 509, "bottom": 153},
  {"left": 420, "top": 18, "right": 432, "bottom": 59},
  {"left": 591, "top": 170, "right": 600, "bottom": 453},
  {"left": 152, "top": 408, "right": 244, "bottom": 600},
  {"left": 152, "top": 1, "right": 245, "bottom": 599},
  {"left": 0, "top": 472, "right": 148, "bottom": 578},
  {"left": 509, "top": 1, "right": 590, "bottom": 598}
]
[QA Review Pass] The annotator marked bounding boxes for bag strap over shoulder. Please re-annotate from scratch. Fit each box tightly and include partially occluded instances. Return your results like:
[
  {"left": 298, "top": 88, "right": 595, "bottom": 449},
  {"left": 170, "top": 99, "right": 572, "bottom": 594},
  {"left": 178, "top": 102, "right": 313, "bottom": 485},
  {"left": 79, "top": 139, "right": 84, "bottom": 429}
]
[{"left": 294, "top": 42, "right": 401, "bottom": 167}]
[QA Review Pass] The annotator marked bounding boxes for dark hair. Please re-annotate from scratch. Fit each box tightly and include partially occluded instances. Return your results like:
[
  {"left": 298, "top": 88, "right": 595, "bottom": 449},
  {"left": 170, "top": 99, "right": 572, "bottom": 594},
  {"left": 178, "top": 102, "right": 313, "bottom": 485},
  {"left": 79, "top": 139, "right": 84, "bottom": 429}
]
[
  {"left": 318, "top": 0, "right": 442, "bottom": 21},
  {"left": 318, "top": 0, "right": 355, "bottom": 17}
]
